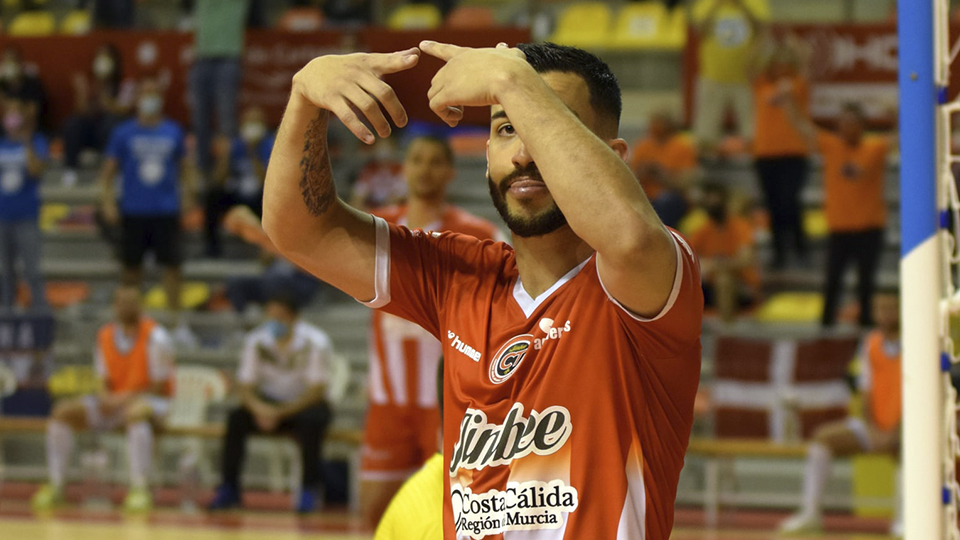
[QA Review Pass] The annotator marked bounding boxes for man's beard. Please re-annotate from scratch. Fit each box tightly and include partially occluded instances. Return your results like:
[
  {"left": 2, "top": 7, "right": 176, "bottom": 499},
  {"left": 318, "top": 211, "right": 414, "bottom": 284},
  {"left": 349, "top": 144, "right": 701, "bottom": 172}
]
[{"left": 487, "top": 165, "right": 568, "bottom": 238}]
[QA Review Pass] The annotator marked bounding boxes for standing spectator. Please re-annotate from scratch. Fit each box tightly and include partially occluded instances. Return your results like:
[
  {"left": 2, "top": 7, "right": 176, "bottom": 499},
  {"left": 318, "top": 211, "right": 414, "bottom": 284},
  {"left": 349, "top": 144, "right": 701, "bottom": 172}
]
[
  {"left": 0, "top": 98, "right": 49, "bottom": 312},
  {"left": 688, "top": 182, "right": 759, "bottom": 322},
  {"left": 61, "top": 44, "right": 136, "bottom": 187},
  {"left": 628, "top": 110, "right": 699, "bottom": 228},
  {"left": 84, "top": 0, "right": 136, "bottom": 28},
  {"left": 781, "top": 98, "right": 893, "bottom": 327},
  {"left": 780, "top": 289, "right": 902, "bottom": 536},
  {"left": 207, "top": 289, "right": 333, "bottom": 513},
  {"left": 189, "top": 0, "right": 250, "bottom": 177},
  {"left": 359, "top": 136, "right": 501, "bottom": 527},
  {"left": 31, "top": 284, "right": 175, "bottom": 513},
  {"left": 691, "top": 0, "right": 769, "bottom": 155},
  {"left": 204, "top": 105, "right": 274, "bottom": 257},
  {"left": 98, "top": 76, "right": 198, "bottom": 345},
  {"left": 348, "top": 138, "right": 406, "bottom": 212},
  {"left": 752, "top": 37, "right": 811, "bottom": 269},
  {"left": 0, "top": 47, "right": 48, "bottom": 133}
]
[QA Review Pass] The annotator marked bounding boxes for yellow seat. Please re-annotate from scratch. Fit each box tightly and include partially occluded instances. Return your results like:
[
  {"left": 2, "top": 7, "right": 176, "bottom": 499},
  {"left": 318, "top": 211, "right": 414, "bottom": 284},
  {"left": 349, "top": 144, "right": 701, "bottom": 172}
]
[
  {"left": 144, "top": 282, "right": 210, "bottom": 311},
  {"left": 803, "top": 208, "right": 829, "bottom": 239},
  {"left": 610, "top": 3, "right": 688, "bottom": 50},
  {"left": 387, "top": 3, "right": 442, "bottom": 30},
  {"left": 755, "top": 292, "right": 824, "bottom": 323},
  {"left": 59, "top": 9, "right": 92, "bottom": 35},
  {"left": 549, "top": 2, "right": 612, "bottom": 49},
  {"left": 8, "top": 10, "right": 56, "bottom": 37}
]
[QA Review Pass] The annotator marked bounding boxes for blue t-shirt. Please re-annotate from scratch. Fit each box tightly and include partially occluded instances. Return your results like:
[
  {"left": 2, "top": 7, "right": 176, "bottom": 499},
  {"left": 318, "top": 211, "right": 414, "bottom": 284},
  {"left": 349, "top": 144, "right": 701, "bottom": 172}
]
[
  {"left": 0, "top": 133, "right": 49, "bottom": 223},
  {"left": 106, "top": 118, "right": 185, "bottom": 217},
  {"left": 228, "top": 133, "right": 274, "bottom": 198}
]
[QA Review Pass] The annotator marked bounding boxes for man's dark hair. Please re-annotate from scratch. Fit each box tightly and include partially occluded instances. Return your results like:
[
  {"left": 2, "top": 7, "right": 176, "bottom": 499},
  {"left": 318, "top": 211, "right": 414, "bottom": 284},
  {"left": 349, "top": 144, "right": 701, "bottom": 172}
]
[
  {"left": 517, "top": 42, "right": 621, "bottom": 134},
  {"left": 266, "top": 286, "right": 302, "bottom": 315},
  {"left": 409, "top": 135, "right": 454, "bottom": 165}
]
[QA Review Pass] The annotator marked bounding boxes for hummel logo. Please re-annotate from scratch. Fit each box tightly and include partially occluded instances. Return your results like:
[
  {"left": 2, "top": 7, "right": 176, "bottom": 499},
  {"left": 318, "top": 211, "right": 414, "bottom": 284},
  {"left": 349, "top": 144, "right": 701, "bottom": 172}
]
[{"left": 448, "top": 330, "right": 482, "bottom": 362}]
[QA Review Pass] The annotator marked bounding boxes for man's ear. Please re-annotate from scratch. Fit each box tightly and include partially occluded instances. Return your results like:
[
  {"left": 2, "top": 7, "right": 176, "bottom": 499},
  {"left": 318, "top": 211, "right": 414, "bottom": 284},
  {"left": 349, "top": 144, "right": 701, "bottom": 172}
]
[
  {"left": 485, "top": 139, "right": 490, "bottom": 177},
  {"left": 609, "top": 138, "right": 629, "bottom": 162}
]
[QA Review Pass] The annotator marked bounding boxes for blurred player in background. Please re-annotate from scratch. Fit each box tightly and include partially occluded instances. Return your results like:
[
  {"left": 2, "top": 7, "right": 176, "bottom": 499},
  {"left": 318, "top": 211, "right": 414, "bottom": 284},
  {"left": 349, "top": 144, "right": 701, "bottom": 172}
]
[
  {"left": 31, "top": 284, "right": 174, "bottom": 513},
  {"left": 262, "top": 40, "right": 702, "bottom": 539},
  {"left": 359, "top": 135, "right": 500, "bottom": 527},
  {"left": 780, "top": 289, "right": 902, "bottom": 536},
  {"left": 374, "top": 358, "right": 445, "bottom": 540}
]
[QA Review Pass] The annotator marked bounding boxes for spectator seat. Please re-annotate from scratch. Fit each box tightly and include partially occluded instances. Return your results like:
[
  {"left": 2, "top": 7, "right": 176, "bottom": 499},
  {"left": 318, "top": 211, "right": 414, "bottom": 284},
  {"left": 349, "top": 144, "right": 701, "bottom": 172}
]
[
  {"left": 276, "top": 7, "right": 324, "bottom": 33},
  {"left": 445, "top": 5, "right": 495, "bottom": 28},
  {"left": 387, "top": 3, "right": 442, "bottom": 30},
  {"left": 549, "top": 2, "right": 613, "bottom": 49},
  {"left": 59, "top": 9, "right": 92, "bottom": 35},
  {"left": 7, "top": 10, "right": 56, "bottom": 37}
]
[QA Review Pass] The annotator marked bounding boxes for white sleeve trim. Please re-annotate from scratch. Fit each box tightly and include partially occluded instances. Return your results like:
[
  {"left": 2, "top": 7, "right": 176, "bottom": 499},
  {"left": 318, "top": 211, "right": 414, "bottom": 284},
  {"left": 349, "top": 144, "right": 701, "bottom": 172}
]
[
  {"left": 597, "top": 230, "right": 686, "bottom": 323},
  {"left": 359, "top": 216, "right": 392, "bottom": 309}
]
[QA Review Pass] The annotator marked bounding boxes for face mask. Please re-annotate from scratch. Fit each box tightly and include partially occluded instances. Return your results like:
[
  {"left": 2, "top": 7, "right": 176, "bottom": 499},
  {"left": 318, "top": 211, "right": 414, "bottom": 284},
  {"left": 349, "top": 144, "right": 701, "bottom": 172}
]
[
  {"left": 0, "top": 62, "right": 20, "bottom": 81},
  {"left": 705, "top": 205, "right": 727, "bottom": 223},
  {"left": 265, "top": 319, "right": 291, "bottom": 340},
  {"left": 93, "top": 55, "right": 115, "bottom": 78},
  {"left": 138, "top": 95, "right": 162, "bottom": 117},
  {"left": 240, "top": 122, "right": 266, "bottom": 144},
  {"left": 3, "top": 111, "right": 24, "bottom": 134}
]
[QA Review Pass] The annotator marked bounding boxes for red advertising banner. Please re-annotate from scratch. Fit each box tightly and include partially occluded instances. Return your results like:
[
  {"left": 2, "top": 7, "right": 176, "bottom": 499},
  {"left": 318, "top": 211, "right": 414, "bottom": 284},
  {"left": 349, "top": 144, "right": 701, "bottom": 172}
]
[{"left": 2, "top": 27, "right": 529, "bottom": 133}]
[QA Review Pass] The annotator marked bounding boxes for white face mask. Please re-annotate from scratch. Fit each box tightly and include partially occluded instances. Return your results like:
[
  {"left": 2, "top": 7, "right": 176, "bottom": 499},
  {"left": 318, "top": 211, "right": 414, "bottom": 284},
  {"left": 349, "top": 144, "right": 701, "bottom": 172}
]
[
  {"left": 138, "top": 95, "right": 163, "bottom": 117},
  {"left": 93, "top": 55, "right": 115, "bottom": 78},
  {"left": 240, "top": 122, "right": 266, "bottom": 144},
  {"left": 0, "top": 62, "right": 20, "bottom": 81}
]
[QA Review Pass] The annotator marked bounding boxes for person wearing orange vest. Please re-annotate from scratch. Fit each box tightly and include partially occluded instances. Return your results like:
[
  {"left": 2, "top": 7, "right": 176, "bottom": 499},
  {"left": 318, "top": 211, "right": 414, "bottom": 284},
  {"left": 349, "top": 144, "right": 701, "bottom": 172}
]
[
  {"left": 32, "top": 284, "right": 175, "bottom": 513},
  {"left": 780, "top": 290, "right": 901, "bottom": 536}
]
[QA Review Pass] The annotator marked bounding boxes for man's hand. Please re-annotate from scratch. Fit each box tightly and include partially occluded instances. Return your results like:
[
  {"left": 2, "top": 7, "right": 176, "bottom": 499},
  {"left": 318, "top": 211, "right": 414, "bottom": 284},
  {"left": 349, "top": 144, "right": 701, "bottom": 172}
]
[
  {"left": 292, "top": 49, "right": 419, "bottom": 144},
  {"left": 253, "top": 405, "right": 281, "bottom": 432},
  {"left": 101, "top": 198, "right": 120, "bottom": 226},
  {"left": 99, "top": 392, "right": 132, "bottom": 415},
  {"left": 420, "top": 41, "right": 531, "bottom": 127}
]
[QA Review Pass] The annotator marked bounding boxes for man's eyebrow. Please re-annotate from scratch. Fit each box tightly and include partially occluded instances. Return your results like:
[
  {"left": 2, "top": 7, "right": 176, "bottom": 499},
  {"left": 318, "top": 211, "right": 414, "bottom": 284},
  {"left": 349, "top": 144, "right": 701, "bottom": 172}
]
[{"left": 491, "top": 110, "right": 508, "bottom": 121}]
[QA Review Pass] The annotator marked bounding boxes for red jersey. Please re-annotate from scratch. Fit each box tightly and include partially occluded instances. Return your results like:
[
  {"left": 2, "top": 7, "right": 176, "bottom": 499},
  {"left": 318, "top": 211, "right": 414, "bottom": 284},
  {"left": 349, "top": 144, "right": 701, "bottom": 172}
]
[
  {"left": 368, "top": 205, "right": 501, "bottom": 409},
  {"left": 364, "top": 218, "right": 703, "bottom": 540}
]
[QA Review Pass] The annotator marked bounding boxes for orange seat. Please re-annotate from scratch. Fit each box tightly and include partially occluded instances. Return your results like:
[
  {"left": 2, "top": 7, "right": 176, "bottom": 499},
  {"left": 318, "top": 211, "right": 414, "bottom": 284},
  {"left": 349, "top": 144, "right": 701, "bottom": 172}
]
[
  {"left": 17, "top": 281, "right": 90, "bottom": 309},
  {"left": 276, "top": 7, "right": 324, "bottom": 32},
  {"left": 445, "top": 6, "right": 495, "bottom": 28}
]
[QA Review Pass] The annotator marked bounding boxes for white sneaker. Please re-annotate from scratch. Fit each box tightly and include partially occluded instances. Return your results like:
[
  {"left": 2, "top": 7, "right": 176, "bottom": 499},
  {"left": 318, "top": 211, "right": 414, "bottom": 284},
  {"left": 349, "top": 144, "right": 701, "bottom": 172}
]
[
  {"left": 172, "top": 323, "right": 199, "bottom": 350},
  {"left": 889, "top": 520, "right": 904, "bottom": 538},
  {"left": 61, "top": 169, "right": 78, "bottom": 187},
  {"left": 779, "top": 511, "right": 823, "bottom": 534}
]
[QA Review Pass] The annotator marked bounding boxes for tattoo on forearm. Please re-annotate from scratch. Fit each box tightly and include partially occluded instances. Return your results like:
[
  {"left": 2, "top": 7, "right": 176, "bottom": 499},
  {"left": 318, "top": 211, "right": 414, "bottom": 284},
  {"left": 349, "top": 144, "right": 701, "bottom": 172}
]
[{"left": 299, "top": 111, "right": 335, "bottom": 216}]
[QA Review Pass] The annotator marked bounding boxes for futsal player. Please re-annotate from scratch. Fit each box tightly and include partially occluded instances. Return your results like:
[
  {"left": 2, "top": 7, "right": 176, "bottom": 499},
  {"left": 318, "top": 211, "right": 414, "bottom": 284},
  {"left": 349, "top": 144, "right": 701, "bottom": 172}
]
[
  {"left": 32, "top": 284, "right": 174, "bottom": 513},
  {"left": 359, "top": 135, "right": 500, "bottom": 527},
  {"left": 780, "top": 289, "right": 902, "bottom": 536},
  {"left": 262, "top": 42, "right": 703, "bottom": 539}
]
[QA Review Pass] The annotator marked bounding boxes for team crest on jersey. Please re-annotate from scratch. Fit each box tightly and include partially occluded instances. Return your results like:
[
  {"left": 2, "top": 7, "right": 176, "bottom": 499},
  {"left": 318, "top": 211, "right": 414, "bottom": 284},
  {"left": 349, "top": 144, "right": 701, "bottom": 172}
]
[{"left": 489, "top": 335, "right": 533, "bottom": 385}]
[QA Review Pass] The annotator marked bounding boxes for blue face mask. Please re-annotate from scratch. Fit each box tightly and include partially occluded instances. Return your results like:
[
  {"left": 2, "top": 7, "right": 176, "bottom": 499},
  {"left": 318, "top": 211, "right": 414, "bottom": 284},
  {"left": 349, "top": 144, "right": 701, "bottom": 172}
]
[{"left": 265, "top": 319, "right": 291, "bottom": 340}]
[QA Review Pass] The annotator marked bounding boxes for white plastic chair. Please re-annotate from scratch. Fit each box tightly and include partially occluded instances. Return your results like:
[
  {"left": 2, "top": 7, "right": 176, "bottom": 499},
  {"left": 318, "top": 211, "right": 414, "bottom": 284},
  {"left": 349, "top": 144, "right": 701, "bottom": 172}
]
[{"left": 161, "top": 366, "right": 228, "bottom": 487}]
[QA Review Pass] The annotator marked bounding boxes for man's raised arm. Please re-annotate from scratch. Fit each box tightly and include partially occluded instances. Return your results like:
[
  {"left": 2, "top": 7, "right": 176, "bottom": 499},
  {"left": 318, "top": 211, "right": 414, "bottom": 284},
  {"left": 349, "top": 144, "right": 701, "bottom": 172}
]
[{"left": 262, "top": 49, "right": 420, "bottom": 302}]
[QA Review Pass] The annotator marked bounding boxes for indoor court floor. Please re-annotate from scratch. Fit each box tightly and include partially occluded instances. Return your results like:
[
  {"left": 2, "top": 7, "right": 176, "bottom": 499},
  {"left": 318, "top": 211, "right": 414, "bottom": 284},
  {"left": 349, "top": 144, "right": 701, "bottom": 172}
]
[{"left": 0, "top": 507, "right": 901, "bottom": 540}]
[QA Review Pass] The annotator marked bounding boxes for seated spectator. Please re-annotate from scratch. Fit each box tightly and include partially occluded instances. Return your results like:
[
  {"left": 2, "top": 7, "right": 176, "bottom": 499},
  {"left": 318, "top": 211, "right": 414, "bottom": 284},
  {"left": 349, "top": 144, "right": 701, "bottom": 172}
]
[
  {"left": 222, "top": 205, "right": 321, "bottom": 314},
  {"left": 61, "top": 44, "right": 136, "bottom": 186},
  {"left": 778, "top": 96, "right": 894, "bottom": 327},
  {"left": 0, "top": 98, "right": 49, "bottom": 312},
  {"left": 349, "top": 138, "right": 406, "bottom": 211},
  {"left": 780, "top": 289, "right": 901, "bottom": 536},
  {"left": 207, "top": 288, "right": 333, "bottom": 513},
  {"left": 31, "top": 284, "right": 175, "bottom": 512},
  {"left": 688, "top": 181, "right": 759, "bottom": 322},
  {"left": 98, "top": 75, "right": 198, "bottom": 346},
  {"left": 316, "top": 0, "right": 372, "bottom": 26},
  {"left": 752, "top": 35, "right": 811, "bottom": 269},
  {"left": 204, "top": 105, "right": 274, "bottom": 258},
  {"left": 0, "top": 47, "right": 48, "bottom": 133},
  {"left": 628, "top": 110, "right": 699, "bottom": 228}
]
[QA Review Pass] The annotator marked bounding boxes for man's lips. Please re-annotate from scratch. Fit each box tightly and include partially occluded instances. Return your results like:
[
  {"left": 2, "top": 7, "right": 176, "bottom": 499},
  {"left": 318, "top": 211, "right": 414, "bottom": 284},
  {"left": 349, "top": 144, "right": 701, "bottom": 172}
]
[{"left": 505, "top": 176, "right": 549, "bottom": 197}]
